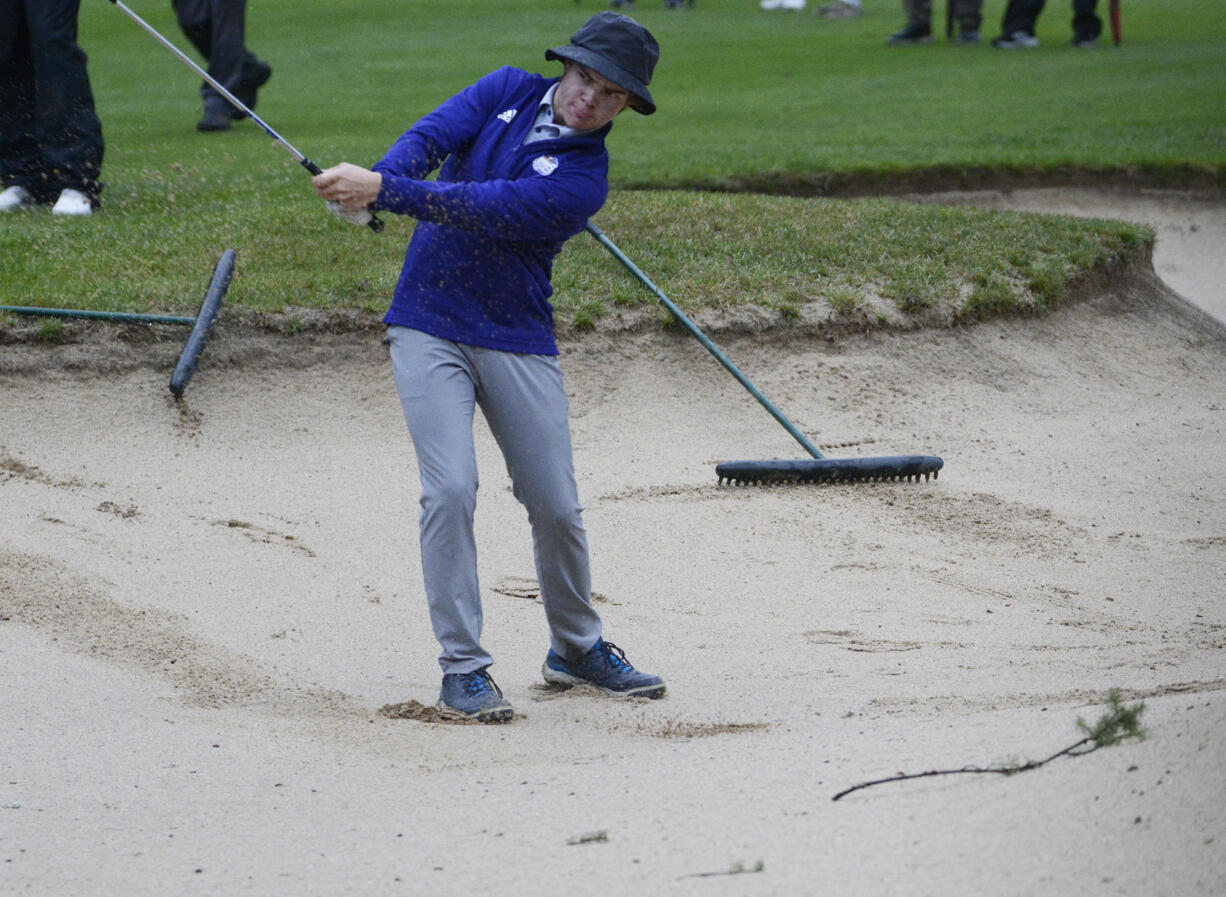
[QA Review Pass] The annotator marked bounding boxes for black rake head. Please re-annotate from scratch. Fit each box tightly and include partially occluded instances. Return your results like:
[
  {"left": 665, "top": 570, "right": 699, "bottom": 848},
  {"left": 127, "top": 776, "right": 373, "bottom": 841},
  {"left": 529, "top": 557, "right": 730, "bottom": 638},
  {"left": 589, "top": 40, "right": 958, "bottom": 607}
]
[{"left": 716, "top": 455, "right": 943, "bottom": 486}]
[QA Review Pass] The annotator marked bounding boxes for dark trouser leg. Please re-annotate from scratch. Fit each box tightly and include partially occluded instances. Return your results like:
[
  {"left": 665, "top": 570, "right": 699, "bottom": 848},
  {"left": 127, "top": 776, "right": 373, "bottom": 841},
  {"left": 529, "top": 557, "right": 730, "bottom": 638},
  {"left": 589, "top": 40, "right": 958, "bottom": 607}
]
[
  {"left": 175, "top": 0, "right": 265, "bottom": 116},
  {"left": 0, "top": 0, "right": 39, "bottom": 191},
  {"left": 904, "top": 0, "right": 933, "bottom": 29},
  {"left": 1072, "top": 0, "right": 1102, "bottom": 41},
  {"left": 1000, "top": 0, "right": 1046, "bottom": 36},
  {"left": 173, "top": 0, "right": 246, "bottom": 110},
  {"left": 199, "top": 0, "right": 246, "bottom": 106},
  {"left": 172, "top": 0, "right": 214, "bottom": 72},
  {"left": 19, "top": 0, "right": 103, "bottom": 200},
  {"left": 957, "top": 0, "right": 984, "bottom": 33}
]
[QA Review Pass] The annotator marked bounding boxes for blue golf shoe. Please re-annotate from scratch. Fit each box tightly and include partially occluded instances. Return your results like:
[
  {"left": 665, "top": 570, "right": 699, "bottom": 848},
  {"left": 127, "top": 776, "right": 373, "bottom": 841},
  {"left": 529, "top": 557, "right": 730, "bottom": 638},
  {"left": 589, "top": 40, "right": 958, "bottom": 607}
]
[
  {"left": 543, "top": 639, "right": 666, "bottom": 698},
  {"left": 438, "top": 669, "right": 514, "bottom": 723}
]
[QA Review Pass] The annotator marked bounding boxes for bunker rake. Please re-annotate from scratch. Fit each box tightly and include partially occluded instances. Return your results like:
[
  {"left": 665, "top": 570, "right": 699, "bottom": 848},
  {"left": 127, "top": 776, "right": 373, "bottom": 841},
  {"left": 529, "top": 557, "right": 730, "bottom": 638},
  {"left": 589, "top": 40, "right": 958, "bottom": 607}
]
[
  {"left": 1, "top": 249, "right": 235, "bottom": 399},
  {"left": 584, "top": 223, "right": 943, "bottom": 486}
]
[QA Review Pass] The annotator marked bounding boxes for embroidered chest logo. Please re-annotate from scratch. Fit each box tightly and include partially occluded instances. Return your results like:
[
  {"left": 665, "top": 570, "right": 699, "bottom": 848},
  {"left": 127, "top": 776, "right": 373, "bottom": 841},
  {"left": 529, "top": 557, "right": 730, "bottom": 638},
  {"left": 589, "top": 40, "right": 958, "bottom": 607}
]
[
  {"left": 496, "top": 108, "right": 517, "bottom": 124},
  {"left": 532, "top": 155, "right": 559, "bottom": 176}
]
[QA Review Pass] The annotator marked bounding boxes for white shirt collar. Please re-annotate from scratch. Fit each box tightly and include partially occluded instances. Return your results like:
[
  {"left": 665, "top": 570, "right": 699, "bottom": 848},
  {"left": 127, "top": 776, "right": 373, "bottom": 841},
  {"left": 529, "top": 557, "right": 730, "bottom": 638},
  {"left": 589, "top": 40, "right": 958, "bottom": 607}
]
[{"left": 525, "top": 83, "right": 594, "bottom": 144}]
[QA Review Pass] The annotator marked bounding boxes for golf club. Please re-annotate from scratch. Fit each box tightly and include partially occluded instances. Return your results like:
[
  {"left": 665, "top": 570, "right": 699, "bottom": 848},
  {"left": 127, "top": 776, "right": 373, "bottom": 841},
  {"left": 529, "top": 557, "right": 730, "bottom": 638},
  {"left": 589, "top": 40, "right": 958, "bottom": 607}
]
[{"left": 108, "top": 0, "right": 382, "bottom": 231}]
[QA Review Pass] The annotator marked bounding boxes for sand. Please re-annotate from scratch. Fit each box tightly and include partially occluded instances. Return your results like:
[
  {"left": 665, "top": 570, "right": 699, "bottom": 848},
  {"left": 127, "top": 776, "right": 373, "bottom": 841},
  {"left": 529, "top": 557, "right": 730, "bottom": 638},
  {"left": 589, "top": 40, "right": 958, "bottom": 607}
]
[{"left": 2, "top": 188, "right": 1224, "bottom": 895}]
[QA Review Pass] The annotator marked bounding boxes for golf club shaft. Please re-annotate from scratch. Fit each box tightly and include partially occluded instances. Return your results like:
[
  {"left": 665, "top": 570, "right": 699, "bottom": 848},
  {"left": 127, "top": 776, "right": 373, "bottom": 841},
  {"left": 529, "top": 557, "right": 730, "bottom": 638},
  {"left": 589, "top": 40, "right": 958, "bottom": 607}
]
[
  {"left": 111, "top": 1, "right": 309, "bottom": 166},
  {"left": 109, "top": 0, "right": 382, "bottom": 231}
]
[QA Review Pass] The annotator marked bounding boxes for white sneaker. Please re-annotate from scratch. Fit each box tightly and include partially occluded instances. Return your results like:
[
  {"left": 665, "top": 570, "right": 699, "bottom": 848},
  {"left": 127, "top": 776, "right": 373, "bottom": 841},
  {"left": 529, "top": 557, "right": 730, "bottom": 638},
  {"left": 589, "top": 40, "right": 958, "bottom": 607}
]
[
  {"left": 992, "top": 31, "right": 1040, "bottom": 49},
  {"left": 51, "top": 188, "right": 93, "bottom": 216},
  {"left": 0, "top": 185, "right": 35, "bottom": 211},
  {"left": 761, "top": 0, "right": 805, "bottom": 9}
]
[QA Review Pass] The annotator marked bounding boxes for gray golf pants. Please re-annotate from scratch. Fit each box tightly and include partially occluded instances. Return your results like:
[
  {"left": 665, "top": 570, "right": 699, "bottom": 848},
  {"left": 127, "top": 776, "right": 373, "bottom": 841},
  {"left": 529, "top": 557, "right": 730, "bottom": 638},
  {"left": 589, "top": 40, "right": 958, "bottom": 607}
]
[{"left": 387, "top": 326, "right": 602, "bottom": 675}]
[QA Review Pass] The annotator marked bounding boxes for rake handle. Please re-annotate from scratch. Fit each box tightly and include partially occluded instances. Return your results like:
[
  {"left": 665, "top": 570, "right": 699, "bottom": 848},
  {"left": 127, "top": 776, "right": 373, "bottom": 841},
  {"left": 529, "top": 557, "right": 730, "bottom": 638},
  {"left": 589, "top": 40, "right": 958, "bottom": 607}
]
[
  {"left": 585, "top": 223, "right": 825, "bottom": 460},
  {"left": 170, "top": 249, "right": 234, "bottom": 398},
  {"left": 0, "top": 306, "right": 196, "bottom": 326}
]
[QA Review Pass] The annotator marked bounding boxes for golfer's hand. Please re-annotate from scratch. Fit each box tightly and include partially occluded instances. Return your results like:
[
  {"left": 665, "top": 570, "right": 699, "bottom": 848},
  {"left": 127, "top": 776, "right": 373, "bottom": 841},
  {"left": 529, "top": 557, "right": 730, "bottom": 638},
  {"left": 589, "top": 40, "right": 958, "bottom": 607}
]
[{"left": 313, "top": 163, "right": 382, "bottom": 212}]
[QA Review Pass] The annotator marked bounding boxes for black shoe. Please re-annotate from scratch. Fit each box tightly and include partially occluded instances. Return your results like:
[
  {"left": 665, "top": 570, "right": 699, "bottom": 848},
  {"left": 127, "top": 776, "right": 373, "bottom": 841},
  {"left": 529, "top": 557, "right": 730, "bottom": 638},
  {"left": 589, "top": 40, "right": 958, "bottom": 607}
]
[
  {"left": 887, "top": 24, "right": 934, "bottom": 46},
  {"left": 232, "top": 60, "right": 272, "bottom": 120},
  {"left": 196, "top": 104, "right": 232, "bottom": 132}
]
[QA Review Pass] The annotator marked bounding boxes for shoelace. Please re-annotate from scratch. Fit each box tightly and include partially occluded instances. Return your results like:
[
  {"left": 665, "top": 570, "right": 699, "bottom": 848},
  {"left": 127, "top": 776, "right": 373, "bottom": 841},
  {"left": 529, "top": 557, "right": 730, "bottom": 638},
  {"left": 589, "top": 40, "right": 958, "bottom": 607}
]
[
  {"left": 598, "top": 641, "right": 633, "bottom": 672},
  {"left": 463, "top": 670, "right": 503, "bottom": 698}
]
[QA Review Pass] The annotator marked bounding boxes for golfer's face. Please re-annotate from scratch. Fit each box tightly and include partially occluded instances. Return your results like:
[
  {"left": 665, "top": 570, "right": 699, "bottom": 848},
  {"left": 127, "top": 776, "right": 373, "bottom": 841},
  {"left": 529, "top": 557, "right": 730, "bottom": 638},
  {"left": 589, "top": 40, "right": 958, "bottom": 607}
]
[{"left": 553, "top": 63, "right": 630, "bottom": 131}]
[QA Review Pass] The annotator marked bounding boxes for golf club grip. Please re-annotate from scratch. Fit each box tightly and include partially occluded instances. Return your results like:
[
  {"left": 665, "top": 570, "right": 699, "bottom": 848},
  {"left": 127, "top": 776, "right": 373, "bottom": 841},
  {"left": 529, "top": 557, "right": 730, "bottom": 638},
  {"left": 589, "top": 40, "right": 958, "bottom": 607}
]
[{"left": 301, "top": 157, "right": 383, "bottom": 231}]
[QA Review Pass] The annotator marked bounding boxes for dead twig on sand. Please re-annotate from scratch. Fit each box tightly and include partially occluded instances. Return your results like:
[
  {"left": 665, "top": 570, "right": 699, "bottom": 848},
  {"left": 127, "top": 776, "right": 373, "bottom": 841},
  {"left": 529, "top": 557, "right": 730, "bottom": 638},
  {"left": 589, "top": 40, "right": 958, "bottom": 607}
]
[
  {"left": 677, "top": 860, "right": 765, "bottom": 880},
  {"left": 833, "top": 690, "right": 1147, "bottom": 801}
]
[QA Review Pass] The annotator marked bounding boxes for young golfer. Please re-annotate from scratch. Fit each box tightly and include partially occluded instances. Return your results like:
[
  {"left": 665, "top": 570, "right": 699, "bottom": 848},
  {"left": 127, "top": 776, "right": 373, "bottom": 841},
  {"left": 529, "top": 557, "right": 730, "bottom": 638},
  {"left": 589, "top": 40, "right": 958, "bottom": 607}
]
[{"left": 313, "top": 13, "right": 665, "bottom": 722}]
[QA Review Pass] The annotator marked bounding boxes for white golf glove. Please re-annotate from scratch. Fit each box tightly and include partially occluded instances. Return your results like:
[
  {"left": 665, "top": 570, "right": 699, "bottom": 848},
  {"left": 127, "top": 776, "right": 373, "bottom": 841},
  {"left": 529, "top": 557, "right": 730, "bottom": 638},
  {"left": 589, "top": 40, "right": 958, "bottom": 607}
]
[{"left": 326, "top": 200, "right": 375, "bottom": 227}]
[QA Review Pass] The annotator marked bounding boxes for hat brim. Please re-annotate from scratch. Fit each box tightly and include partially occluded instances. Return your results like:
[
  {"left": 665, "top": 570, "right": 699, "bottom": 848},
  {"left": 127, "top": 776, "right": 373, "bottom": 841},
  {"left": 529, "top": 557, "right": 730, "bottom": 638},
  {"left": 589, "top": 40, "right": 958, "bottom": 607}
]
[{"left": 546, "top": 46, "right": 655, "bottom": 115}]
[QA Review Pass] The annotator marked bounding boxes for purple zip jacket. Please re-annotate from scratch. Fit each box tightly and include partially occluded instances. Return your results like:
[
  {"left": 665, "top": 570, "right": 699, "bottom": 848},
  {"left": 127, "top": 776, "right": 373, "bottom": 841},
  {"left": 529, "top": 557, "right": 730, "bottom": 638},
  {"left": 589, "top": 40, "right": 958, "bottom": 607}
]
[{"left": 372, "top": 66, "right": 612, "bottom": 355}]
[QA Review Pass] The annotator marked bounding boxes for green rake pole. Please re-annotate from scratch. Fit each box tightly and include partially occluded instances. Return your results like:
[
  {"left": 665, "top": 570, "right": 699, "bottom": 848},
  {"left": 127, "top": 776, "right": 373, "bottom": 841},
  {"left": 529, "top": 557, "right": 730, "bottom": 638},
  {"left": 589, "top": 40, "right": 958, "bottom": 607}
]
[
  {"left": 0, "top": 306, "right": 196, "bottom": 326},
  {"left": 585, "top": 222, "right": 825, "bottom": 460},
  {"left": 1, "top": 249, "right": 235, "bottom": 399},
  {"left": 585, "top": 222, "right": 943, "bottom": 485}
]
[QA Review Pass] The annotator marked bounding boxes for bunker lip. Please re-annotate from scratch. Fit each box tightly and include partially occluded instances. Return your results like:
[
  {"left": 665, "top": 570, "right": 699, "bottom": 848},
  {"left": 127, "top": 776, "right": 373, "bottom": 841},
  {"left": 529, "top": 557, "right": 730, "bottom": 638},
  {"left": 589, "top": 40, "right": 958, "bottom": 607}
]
[{"left": 3, "top": 188, "right": 1222, "bottom": 381}]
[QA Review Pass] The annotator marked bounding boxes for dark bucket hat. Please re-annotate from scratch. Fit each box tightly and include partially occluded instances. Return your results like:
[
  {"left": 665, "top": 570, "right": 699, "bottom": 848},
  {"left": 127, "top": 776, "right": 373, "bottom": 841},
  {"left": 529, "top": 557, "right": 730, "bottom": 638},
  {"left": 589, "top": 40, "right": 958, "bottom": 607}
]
[{"left": 545, "top": 12, "right": 659, "bottom": 115}]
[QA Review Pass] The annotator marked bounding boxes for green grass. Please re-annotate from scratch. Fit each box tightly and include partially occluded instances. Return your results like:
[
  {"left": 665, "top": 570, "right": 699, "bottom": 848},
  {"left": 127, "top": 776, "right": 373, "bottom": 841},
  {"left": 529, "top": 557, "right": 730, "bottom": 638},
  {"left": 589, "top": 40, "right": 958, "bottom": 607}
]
[
  {"left": 1, "top": 0, "right": 1218, "bottom": 324},
  {"left": 553, "top": 191, "right": 1149, "bottom": 326}
]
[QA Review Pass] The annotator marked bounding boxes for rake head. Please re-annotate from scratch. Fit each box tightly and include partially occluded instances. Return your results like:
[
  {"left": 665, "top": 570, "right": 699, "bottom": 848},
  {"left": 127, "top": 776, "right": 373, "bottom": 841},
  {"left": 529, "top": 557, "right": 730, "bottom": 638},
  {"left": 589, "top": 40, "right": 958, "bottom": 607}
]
[{"left": 716, "top": 455, "right": 943, "bottom": 486}]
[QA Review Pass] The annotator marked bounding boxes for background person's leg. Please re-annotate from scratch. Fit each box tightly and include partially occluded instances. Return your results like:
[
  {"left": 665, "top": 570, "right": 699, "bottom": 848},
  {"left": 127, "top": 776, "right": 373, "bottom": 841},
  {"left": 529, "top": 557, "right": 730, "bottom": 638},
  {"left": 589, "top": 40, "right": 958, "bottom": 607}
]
[
  {"left": 199, "top": 0, "right": 245, "bottom": 103},
  {"left": 0, "top": 0, "right": 40, "bottom": 195},
  {"left": 1072, "top": 0, "right": 1103, "bottom": 43},
  {"left": 171, "top": 0, "right": 213, "bottom": 58},
  {"left": 957, "top": 0, "right": 984, "bottom": 35},
  {"left": 1000, "top": 0, "right": 1046, "bottom": 36},
  {"left": 26, "top": 0, "right": 103, "bottom": 201}
]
